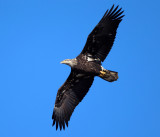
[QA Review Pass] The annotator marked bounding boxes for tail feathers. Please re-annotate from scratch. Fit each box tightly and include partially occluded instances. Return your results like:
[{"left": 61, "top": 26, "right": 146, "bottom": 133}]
[{"left": 99, "top": 69, "right": 118, "bottom": 82}]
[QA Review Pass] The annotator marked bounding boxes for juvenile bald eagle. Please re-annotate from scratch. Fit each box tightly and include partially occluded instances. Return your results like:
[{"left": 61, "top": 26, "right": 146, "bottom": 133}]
[{"left": 52, "top": 5, "right": 124, "bottom": 130}]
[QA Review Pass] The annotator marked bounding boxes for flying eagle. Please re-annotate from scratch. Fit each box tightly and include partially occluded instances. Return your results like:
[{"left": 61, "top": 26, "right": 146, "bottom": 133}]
[{"left": 52, "top": 5, "right": 124, "bottom": 130}]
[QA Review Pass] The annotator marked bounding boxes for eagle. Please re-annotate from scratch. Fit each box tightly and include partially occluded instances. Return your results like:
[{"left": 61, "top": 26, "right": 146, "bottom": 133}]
[{"left": 52, "top": 5, "right": 124, "bottom": 130}]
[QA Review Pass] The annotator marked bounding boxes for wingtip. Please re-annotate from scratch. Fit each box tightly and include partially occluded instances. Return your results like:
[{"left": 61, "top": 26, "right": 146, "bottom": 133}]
[
  {"left": 107, "top": 4, "right": 115, "bottom": 16},
  {"left": 111, "top": 4, "right": 115, "bottom": 9},
  {"left": 65, "top": 120, "right": 68, "bottom": 127},
  {"left": 56, "top": 120, "right": 58, "bottom": 130},
  {"left": 59, "top": 122, "right": 62, "bottom": 131},
  {"left": 109, "top": 5, "right": 124, "bottom": 20},
  {"left": 63, "top": 123, "right": 65, "bottom": 130},
  {"left": 52, "top": 119, "right": 55, "bottom": 126},
  {"left": 52, "top": 116, "right": 68, "bottom": 131},
  {"left": 115, "top": 5, "right": 119, "bottom": 9}
]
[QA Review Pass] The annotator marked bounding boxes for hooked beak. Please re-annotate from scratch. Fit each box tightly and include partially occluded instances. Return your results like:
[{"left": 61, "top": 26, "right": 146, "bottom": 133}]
[{"left": 60, "top": 60, "right": 66, "bottom": 64}]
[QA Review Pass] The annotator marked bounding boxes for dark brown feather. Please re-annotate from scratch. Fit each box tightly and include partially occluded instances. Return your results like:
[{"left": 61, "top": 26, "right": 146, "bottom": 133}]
[
  {"left": 52, "top": 70, "right": 94, "bottom": 130},
  {"left": 81, "top": 4, "right": 124, "bottom": 62}
]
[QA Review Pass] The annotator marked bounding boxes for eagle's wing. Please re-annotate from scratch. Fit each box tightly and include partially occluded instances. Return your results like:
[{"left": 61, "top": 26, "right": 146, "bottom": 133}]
[
  {"left": 81, "top": 5, "right": 124, "bottom": 62},
  {"left": 52, "top": 70, "right": 94, "bottom": 130}
]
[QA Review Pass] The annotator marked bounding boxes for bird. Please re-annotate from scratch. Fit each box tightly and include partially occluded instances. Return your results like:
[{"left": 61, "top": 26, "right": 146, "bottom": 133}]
[{"left": 52, "top": 4, "right": 124, "bottom": 130}]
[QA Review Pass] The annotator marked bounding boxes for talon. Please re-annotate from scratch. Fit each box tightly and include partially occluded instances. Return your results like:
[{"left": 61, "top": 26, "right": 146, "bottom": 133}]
[{"left": 99, "top": 71, "right": 106, "bottom": 77}]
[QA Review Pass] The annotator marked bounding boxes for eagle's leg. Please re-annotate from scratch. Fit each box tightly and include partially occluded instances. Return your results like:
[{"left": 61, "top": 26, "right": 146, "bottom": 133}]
[{"left": 99, "top": 66, "right": 118, "bottom": 82}]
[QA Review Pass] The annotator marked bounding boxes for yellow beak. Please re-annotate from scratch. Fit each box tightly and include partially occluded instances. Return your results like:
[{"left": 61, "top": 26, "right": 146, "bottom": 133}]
[{"left": 60, "top": 60, "right": 66, "bottom": 64}]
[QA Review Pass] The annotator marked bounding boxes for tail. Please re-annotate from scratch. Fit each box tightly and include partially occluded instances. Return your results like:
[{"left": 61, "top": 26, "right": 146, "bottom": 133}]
[{"left": 99, "top": 69, "right": 118, "bottom": 82}]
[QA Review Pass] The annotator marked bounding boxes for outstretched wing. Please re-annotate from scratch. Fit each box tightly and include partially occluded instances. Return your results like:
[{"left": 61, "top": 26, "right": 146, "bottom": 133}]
[
  {"left": 81, "top": 5, "right": 124, "bottom": 62},
  {"left": 52, "top": 70, "right": 94, "bottom": 130}
]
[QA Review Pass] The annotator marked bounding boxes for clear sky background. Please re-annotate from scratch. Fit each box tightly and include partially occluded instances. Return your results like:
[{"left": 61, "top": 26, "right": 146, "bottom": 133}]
[{"left": 0, "top": 0, "right": 160, "bottom": 137}]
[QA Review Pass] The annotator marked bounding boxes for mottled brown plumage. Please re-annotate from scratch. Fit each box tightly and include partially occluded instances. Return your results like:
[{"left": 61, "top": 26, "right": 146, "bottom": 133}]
[{"left": 52, "top": 4, "right": 124, "bottom": 130}]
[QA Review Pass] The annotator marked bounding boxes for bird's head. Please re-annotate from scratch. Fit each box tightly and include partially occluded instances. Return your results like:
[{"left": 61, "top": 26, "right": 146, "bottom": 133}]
[{"left": 60, "top": 58, "right": 77, "bottom": 67}]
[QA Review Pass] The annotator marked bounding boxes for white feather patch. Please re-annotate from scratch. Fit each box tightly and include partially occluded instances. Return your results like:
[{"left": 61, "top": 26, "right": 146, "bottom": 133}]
[{"left": 87, "top": 57, "right": 94, "bottom": 62}]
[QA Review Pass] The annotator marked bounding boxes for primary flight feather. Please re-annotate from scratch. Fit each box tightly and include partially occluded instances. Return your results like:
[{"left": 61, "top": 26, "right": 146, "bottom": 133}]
[{"left": 52, "top": 4, "right": 124, "bottom": 130}]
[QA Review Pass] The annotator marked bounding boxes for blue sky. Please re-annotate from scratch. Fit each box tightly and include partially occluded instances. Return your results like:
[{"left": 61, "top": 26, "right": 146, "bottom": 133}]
[{"left": 0, "top": 0, "right": 160, "bottom": 137}]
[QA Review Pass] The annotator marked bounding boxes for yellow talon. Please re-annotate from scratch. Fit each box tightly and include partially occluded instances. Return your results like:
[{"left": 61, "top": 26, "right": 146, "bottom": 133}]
[{"left": 99, "top": 71, "right": 106, "bottom": 77}]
